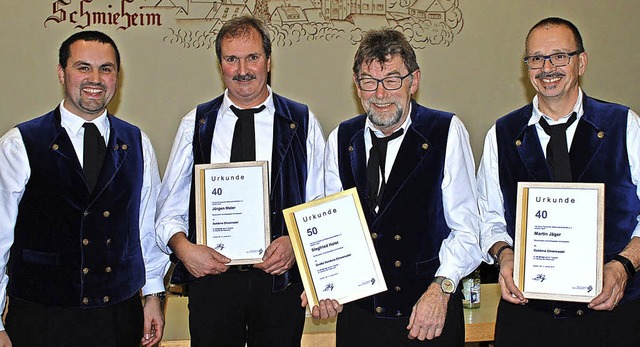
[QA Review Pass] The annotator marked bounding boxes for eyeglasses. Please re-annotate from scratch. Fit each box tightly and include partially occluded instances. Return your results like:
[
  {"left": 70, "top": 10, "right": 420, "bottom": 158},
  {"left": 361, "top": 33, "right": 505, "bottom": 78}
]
[
  {"left": 356, "top": 72, "right": 413, "bottom": 91},
  {"left": 523, "top": 50, "right": 582, "bottom": 69}
]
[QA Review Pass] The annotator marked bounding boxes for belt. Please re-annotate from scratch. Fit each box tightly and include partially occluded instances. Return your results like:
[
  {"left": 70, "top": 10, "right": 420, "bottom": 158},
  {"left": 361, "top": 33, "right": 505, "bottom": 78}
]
[{"left": 229, "top": 264, "right": 254, "bottom": 272}]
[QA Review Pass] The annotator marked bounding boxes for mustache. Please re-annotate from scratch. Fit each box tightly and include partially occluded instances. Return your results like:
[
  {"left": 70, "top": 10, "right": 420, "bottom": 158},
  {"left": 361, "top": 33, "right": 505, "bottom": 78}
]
[
  {"left": 233, "top": 74, "right": 256, "bottom": 81},
  {"left": 80, "top": 82, "right": 106, "bottom": 90},
  {"left": 535, "top": 71, "right": 565, "bottom": 79}
]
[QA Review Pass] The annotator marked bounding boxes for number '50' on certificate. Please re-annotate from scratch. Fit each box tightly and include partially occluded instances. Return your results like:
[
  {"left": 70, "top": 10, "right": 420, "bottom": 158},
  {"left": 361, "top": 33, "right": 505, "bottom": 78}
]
[
  {"left": 194, "top": 161, "right": 270, "bottom": 265},
  {"left": 513, "top": 182, "right": 604, "bottom": 302},
  {"left": 283, "top": 188, "right": 387, "bottom": 308}
]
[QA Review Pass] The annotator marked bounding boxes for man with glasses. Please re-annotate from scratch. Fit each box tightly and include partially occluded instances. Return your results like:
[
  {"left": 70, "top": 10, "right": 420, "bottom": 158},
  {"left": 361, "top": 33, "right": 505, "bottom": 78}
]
[
  {"left": 312, "top": 28, "right": 482, "bottom": 346},
  {"left": 478, "top": 17, "right": 640, "bottom": 345}
]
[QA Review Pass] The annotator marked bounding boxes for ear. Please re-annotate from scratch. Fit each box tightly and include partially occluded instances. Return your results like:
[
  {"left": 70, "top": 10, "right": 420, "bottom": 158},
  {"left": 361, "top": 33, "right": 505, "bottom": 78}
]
[
  {"left": 267, "top": 56, "right": 271, "bottom": 73},
  {"left": 353, "top": 74, "right": 363, "bottom": 98},
  {"left": 409, "top": 69, "right": 421, "bottom": 95},
  {"left": 57, "top": 64, "right": 65, "bottom": 85},
  {"left": 578, "top": 52, "right": 588, "bottom": 76}
]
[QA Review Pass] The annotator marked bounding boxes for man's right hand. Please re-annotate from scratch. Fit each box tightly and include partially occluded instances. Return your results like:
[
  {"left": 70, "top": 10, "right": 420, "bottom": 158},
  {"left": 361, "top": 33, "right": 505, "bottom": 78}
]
[
  {"left": 0, "top": 331, "right": 12, "bottom": 347},
  {"left": 169, "top": 233, "right": 230, "bottom": 277},
  {"left": 492, "top": 244, "right": 527, "bottom": 304}
]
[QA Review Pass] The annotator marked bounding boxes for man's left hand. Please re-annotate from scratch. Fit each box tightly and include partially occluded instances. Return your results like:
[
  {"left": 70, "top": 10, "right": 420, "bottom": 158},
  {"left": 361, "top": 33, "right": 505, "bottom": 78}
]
[
  {"left": 254, "top": 236, "right": 295, "bottom": 275},
  {"left": 406, "top": 283, "right": 450, "bottom": 341},
  {"left": 588, "top": 260, "right": 628, "bottom": 311},
  {"left": 141, "top": 295, "right": 164, "bottom": 346}
]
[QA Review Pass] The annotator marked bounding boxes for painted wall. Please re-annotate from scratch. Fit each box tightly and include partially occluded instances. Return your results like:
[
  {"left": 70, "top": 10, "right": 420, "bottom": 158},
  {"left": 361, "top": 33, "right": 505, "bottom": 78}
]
[{"left": 1, "top": 0, "right": 638, "bottom": 173}]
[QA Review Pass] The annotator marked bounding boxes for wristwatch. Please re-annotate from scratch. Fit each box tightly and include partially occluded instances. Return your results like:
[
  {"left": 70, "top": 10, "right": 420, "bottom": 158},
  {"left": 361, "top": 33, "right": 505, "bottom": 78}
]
[
  {"left": 432, "top": 276, "right": 456, "bottom": 294},
  {"left": 144, "top": 292, "right": 167, "bottom": 303}
]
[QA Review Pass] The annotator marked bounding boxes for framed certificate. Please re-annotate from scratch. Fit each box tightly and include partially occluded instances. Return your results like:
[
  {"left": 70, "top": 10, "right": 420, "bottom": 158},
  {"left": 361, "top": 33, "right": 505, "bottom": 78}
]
[
  {"left": 283, "top": 188, "right": 387, "bottom": 308},
  {"left": 194, "top": 161, "right": 270, "bottom": 265},
  {"left": 513, "top": 182, "right": 604, "bottom": 302}
]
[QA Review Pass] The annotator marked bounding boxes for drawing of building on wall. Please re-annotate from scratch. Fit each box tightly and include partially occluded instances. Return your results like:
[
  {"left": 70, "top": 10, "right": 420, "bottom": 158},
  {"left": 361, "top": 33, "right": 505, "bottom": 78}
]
[{"left": 151, "top": 0, "right": 463, "bottom": 49}]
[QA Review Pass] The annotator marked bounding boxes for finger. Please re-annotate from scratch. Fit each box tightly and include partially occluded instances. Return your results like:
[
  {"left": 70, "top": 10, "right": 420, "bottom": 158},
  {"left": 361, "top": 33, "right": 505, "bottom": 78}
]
[{"left": 332, "top": 300, "right": 343, "bottom": 313}]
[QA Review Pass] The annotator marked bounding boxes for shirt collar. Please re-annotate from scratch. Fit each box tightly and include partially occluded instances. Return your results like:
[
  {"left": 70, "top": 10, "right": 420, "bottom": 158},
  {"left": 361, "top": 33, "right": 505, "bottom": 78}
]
[
  {"left": 530, "top": 88, "right": 584, "bottom": 126},
  {"left": 59, "top": 100, "right": 109, "bottom": 137},
  {"left": 220, "top": 86, "right": 274, "bottom": 117},
  {"left": 365, "top": 102, "right": 413, "bottom": 138}
]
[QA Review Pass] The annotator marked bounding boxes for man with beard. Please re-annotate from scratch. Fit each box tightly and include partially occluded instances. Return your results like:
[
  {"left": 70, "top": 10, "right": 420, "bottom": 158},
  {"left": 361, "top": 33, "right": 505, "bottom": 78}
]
[
  {"left": 155, "top": 15, "right": 325, "bottom": 346},
  {"left": 0, "top": 31, "right": 169, "bottom": 346},
  {"left": 478, "top": 17, "right": 640, "bottom": 345},
  {"left": 311, "top": 28, "right": 482, "bottom": 346}
]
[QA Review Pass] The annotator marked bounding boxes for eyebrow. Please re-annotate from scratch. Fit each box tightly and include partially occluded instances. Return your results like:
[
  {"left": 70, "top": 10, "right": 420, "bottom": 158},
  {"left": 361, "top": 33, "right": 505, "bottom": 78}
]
[{"left": 360, "top": 69, "right": 403, "bottom": 78}]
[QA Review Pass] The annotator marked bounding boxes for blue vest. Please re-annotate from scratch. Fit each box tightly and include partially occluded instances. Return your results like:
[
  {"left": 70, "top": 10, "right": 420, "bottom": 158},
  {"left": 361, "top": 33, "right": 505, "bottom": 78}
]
[
  {"left": 495, "top": 95, "right": 640, "bottom": 303},
  {"left": 12, "top": 108, "right": 145, "bottom": 308},
  {"left": 335, "top": 100, "right": 453, "bottom": 318},
  {"left": 170, "top": 93, "right": 310, "bottom": 291}
]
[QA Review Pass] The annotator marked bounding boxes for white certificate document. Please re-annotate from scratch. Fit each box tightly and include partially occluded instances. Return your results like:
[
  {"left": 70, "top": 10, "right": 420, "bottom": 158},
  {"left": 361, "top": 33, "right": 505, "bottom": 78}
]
[
  {"left": 194, "top": 161, "right": 270, "bottom": 265},
  {"left": 514, "top": 182, "right": 604, "bottom": 302},
  {"left": 284, "top": 188, "right": 387, "bottom": 308}
]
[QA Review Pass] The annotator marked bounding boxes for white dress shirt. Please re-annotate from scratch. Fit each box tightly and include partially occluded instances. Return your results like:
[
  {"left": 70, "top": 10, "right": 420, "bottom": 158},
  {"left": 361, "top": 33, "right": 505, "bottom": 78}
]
[
  {"left": 477, "top": 89, "right": 640, "bottom": 262},
  {"left": 0, "top": 101, "right": 170, "bottom": 330},
  {"left": 324, "top": 104, "right": 483, "bottom": 285},
  {"left": 155, "top": 88, "right": 326, "bottom": 253}
]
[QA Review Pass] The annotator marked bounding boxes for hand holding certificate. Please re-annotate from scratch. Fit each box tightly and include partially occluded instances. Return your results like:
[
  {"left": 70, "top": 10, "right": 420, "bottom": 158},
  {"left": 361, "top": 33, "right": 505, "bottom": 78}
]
[
  {"left": 194, "top": 161, "right": 270, "bottom": 265},
  {"left": 513, "top": 182, "right": 604, "bottom": 302},
  {"left": 283, "top": 188, "right": 387, "bottom": 308}
]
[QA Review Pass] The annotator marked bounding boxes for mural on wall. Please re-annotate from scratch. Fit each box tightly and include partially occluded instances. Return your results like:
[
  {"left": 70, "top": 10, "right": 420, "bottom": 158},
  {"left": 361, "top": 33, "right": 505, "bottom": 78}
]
[{"left": 43, "top": 0, "right": 463, "bottom": 49}]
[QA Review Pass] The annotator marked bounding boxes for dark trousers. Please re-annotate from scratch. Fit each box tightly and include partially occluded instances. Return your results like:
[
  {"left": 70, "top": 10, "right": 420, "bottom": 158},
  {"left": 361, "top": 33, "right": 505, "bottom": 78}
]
[
  {"left": 336, "top": 292, "right": 464, "bottom": 347},
  {"left": 495, "top": 298, "right": 640, "bottom": 347},
  {"left": 5, "top": 294, "right": 143, "bottom": 347},
  {"left": 188, "top": 268, "right": 306, "bottom": 347}
]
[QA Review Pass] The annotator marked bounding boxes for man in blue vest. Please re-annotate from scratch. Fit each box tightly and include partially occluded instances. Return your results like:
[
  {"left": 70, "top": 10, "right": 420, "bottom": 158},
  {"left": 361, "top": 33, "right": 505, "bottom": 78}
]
[
  {"left": 311, "top": 28, "right": 482, "bottom": 346},
  {"left": 0, "top": 31, "right": 170, "bottom": 346},
  {"left": 478, "top": 17, "right": 640, "bottom": 345},
  {"left": 155, "top": 15, "right": 325, "bottom": 346}
]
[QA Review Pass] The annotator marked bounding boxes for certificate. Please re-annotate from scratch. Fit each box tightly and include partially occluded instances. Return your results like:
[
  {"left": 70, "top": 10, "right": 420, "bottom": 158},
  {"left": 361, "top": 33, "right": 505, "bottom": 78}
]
[
  {"left": 513, "top": 182, "right": 604, "bottom": 302},
  {"left": 283, "top": 188, "right": 387, "bottom": 308},
  {"left": 194, "top": 161, "right": 270, "bottom": 265}
]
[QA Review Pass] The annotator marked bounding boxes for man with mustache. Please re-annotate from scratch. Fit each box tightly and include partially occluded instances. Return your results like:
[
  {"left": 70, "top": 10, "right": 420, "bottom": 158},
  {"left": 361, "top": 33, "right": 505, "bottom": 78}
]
[
  {"left": 0, "top": 31, "right": 170, "bottom": 346},
  {"left": 155, "top": 15, "right": 325, "bottom": 346},
  {"left": 312, "top": 28, "right": 482, "bottom": 346},
  {"left": 478, "top": 17, "right": 640, "bottom": 345}
]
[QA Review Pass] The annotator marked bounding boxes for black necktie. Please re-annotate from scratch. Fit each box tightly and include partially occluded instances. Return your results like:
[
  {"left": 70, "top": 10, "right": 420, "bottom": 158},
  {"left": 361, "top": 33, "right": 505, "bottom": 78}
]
[
  {"left": 366, "top": 128, "right": 404, "bottom": 211},
  {"left": 539, "top": 112, "right": 577, "bottom": 182},
  {"left": 83, "top": 122, "right": 107, "bottom": 191},
  {"left": 229, "top": 105, "right": 265, "bottom": 162}
]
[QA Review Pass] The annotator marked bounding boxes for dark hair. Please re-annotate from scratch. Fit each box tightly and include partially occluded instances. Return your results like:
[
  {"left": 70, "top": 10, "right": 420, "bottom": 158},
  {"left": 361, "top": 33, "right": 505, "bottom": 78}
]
[
  {"left": 526, "top": 17, "right": 585, "bottom": 53},
  {"left": 215, "top": 16, "right": 272, "bottom": 63},
  {"left": 59, "top": 31, "right": 121, "bottom": 71},
  {"left": 353, "top": 29, "right": 419, "bottom": 77}
]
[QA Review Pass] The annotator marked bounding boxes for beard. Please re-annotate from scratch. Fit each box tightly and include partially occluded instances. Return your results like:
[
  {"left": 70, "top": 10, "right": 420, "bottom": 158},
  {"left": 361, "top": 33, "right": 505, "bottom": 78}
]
[{"left": 366, "top": 100, "right": 404, "bottom": 128}]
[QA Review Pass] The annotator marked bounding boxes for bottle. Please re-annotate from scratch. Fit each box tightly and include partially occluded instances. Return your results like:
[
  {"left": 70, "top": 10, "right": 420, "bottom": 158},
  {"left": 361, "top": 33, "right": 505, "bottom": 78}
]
[{"left": 462, "top": 269, "right": 481, "bottom": 309}]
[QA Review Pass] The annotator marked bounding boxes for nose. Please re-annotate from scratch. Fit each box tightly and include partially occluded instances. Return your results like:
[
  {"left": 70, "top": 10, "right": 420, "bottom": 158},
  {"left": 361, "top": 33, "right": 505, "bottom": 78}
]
[
  {"left": 87, "top": 69, "right": 101, "bottom": 83},
  {"left": 238, "top": 59, "right": 248, "bottom": 76},
  {"left": 541, "top": 58, "right": 556, "bottom": 72},
  {"left": 374, "top": 81, "right": 388, "bottom": 98}
]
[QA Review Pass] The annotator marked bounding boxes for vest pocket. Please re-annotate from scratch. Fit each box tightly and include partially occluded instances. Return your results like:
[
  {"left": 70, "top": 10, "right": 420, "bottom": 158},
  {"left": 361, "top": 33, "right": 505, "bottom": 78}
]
[{"left": 22, "top": 249, "right": 60, "bottom": 265}]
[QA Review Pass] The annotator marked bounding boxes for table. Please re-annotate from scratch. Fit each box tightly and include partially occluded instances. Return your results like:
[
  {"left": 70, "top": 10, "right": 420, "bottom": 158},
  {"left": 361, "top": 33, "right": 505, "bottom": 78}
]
[
  {"left": 464, "top": 283, "right": 500, "bottom": 342},
  {"left": 161, "top": 283, "right": 501, "bottom": 346}
]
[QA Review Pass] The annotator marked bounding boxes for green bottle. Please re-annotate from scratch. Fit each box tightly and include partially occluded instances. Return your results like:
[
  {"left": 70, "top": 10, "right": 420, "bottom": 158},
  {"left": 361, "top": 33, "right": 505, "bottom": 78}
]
[{"left": 462, "top": 269, "right": 481, "bottom": 309}]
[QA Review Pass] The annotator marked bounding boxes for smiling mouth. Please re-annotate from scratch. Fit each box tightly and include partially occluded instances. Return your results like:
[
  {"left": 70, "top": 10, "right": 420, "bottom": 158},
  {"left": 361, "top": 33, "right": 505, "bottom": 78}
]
[
  {"left": 372, "top": 102, "right": 394, "bottom": 109},
  {"left": 536, "top": 72, "right": 564, "bottom": 84}
]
